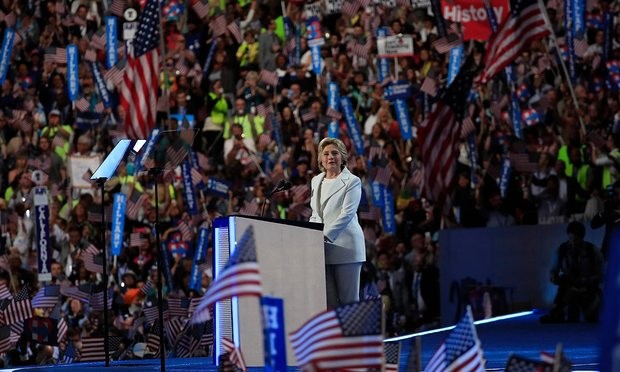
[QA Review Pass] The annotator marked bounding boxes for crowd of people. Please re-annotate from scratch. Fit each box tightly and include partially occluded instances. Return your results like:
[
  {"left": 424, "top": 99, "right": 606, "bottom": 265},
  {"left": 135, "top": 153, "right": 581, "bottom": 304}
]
[{"left": 0, "top": 0, "right": 617, "bottom": 366}]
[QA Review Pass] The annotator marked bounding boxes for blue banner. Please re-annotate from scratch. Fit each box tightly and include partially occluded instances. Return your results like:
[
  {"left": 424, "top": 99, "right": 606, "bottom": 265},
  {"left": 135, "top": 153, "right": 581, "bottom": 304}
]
[
  {"left": 189, "top": 227, "right": 209, "bottom": 292},
  {"left": 371, "top": 181, "right": 384, "bottom": 207},
  {"left": 376, "top": 28, "right": 390, "bottom": 83},
  {"left": 604, "top": 12, "right": 614, "bottom": 61},
  {"left": 181, "top": 159, "right": 198, "bottom": 215},
  {"left": 383, "top": 81, "right": 412, "bottom": 101},
  {"left": 260, "top": 296, "right": 287, "bottom": 372},
  {"left": 134, "top": 128, "right": 160, "bottom": 176},
  {"left": 34, "top": 187, "right": 52, "bottom": 282},
  {"left": 67, "top": 44, "right": 79, "bottom": 102},
  {"left": 565, "top": 0, "right": 576, "bottom": 83},
  {"left": 573, "top": 0, "right": 584, "bottom": 37},
  {"left": 0, "top": 28, "right": 15, "bottom": 86},
  {"left": 381, "top": 187, "right": 396, "bottom": 235},
  {"left": 89, "top": 62, "right": 112, "bottom": 108},
  {"left": 328, "top": 121, "right": 338, "bottom": 138},
  {"left": 394, "top": 99, "right": 413, "bottom": 140},
  {"left": 110, "top": 193, "right": 126, "bottom": 256},
  {"left": 105, "top": 16, "right": 117, "bottom": 68},
  {"left": 467, "top": 134, "right": 478, "bottom": 185},
  {"left": 339, "top": 97, "right": 364, "bottom": 155},
  {"left": 511, "top": 93, "right": 523, "bottom": 138},
  {"left": 600, "top": 227, "right": 620, "bottom": 372},
  {"left": 202, "top": 41, "right": 217, "bottom": 75},
  {"left": 447, "top": 45, "right": 464, "bottom": 86},
  {"left": 206, "top": 177, "right": 230, "bottom": 197},
  {"left": 328, "top": 82, "right": 339, "bottom": 110},
  {"left": 499, "top": 157, "right": 511, "bottom": 199}
]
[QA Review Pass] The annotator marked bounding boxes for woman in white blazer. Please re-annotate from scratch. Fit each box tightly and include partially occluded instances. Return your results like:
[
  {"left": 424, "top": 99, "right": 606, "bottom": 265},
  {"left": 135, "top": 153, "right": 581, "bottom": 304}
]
[{"left": 310, "top": 138, "right": 366, "bottom": 308}]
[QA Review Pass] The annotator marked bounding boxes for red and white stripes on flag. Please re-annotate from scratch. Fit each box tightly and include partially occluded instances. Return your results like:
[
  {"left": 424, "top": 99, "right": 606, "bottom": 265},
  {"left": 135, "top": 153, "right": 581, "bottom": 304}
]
[
  {"left": 90, "top": 30, "right": 106, "bottom": 50},
  {"left": 84, "top": 48, "right": 97, "bottom": 62},
  {"left": 432, "top": 33, "right": 462, "bottom": 54},
  {"left": 192, "top": 0, "right": 210, "bottom": 19},
  {"left": 191, "top": 226, "right": 261, "bottom": 324},
  {"left": 476, "top": 0, "right": 551, "bottom": 84},
  {"left": 574, "top": 37, "right": 588, "bottom": 57},
  {"left": 227, "top": 22, "right": 243, "bottom": 44},
  {"left": 3, "top": 287, "right": 32, "bottom": 325},
  {"left": 341, "top": 0, "right": 361, "bottom": 17},
  {"left": 209, "top": 15, "right": 227, "bottom": 38},
  {"left": 104, "top": 60, "right": 126, "bottom": 85},
  {"left": 119, "top": 0, "right": 160, "bottom": 140},
  {"left": 44, "top": 47, "right": 67, "bottom": 64},
  {"left": 259, "top": 69, "right": 279, "bottom": 87},
  {"left": 461, "top": 116, "right": 476, "bottom": 138},
  {"left": 420, "top": 77, "right": 439, "bottom": 97},
  {"left": 108, "top": 0, "right": 127, "bottom": 17},
  {"left": 0, "top": 283, "right": 10, "bottom": 300},
  {"left": 326, "top": 107, "right": 342, "bottom": 120},
  {"left": 221, "top": 337, "right": 248, "bottom": 372}
]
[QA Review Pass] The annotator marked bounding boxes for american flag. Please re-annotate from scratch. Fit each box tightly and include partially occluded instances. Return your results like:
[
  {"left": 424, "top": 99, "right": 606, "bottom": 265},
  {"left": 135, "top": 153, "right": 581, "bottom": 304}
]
[
  {"left": 301, "top": 109, "right": 317, "bottom": 123},
  {"left": 104, "top": 59, "right": 127, "bottom": 85},
  {"left": 476, "top": 0, "right": 550, "bottom": 84},
  {"left": 420, "top": 77, "right": 439, "bottom": 97},
  {"left": 191, "top": 226, "right": 261, "bottom": 324},
  {"left": 290, "top": 299, "right": 383, "bottom": 370},
  {"left": 108, "top": 0, "right": 127, "bottom": 17},
  {"left": 461, "top": 116, "right": 476, "bottom": 138},
  {"left": 84, "top": 48, "right": 97, "bottom": 62},
  {"left": 227, "top": 22, "right": 243, "bottom": 44},
  {"left": 425, "top": 306, "right": 484, "bottom": 371},
  {"left": 31, "top": 285, "right": 61, "bottom": 309},
  {"left": 259, "top": 69, "right": 279, "bottom": 87},
  {"left": 419, "top": 58, "right": 476, "bottom": 214},
  {"left": 139, "top": 279, "right": 153, "bottom": 297},
  {"left": 359, "top": 206, "right": 381, "bottom": 221},
  {"left": 120, "top": 0, "right": 160, "bottom": 140},
  {"left": 3, "top": 286, "right": 32, "bottom": 325},
  {"left": 164, "top": 316, "right": 187, "bottom": 344},
  {"left": 0, "top": 283, "right": 11, "bottom": 300},
  {"left": 192, "top": 0, "right": 210, "bottom": 19},
  {"left": 60, "top": 282, "right": 92, "bottom": 303},
  {"left": 75, "top": 97, "right": 90, "bottom": 112},
  {"left": 175, "top": 57, "right": 189, "bottom": 76},
  {"left": 209, "top": 15, "right": 227, "bottom": 37},
  {"left": 44, "top": 47, "right": 67, "bottom": 64},
  {"left": 373, "top": 166, "right": 393, "bottom": 186},
  {"left": 82, "top": 244, "right": 103, "bottom": 274},
  {"left": 0, "top": 325, "right": 10, "bottom": 353},
  {"left": 168, "top": 297, "right": 191, "bottom": 318},
  {"left": 166, "top": 142, "right": 188, "bottom": 167},
  {"left": 574, "top": 37, "right": 588, "bottom": 58},
  {"left": 143, "top": 302, "right": 162, "bottom": 324},
  {"left": 146, "top": 322, "right": 161, "bottom": 356},
  {"left": 9, "top": 321, "right": 23, "bottom": 344},
  {"left": 130, "top": 232, "right": 147, "bottom": 247},
  {"left": 432, "top": 33, "right": 462, "bottom": 54},
  {"left": 384, "top": 342, "right": 400, "bottom": 372},
  {"left": 0, "top": 11, "right": 16, "bottom": 27},
  {"left": 221, "top": 337, "right": 248, "bottom": 371},
  {"left": 326, "top": 107, "right": 342, "bottom": 120},
  {"left": 80, "top": 336, "right": 121, "bottom": 361},
  {"left": 125, "top": 189, "right": 147, "bottom": 220},
  {"left": 509, "top": 152, "right": 538, "bottom": 173},
  {"left": 200, "top": 320, "right": 214, "bottom": 349},
  {"left": 256, "top": 103, "right": 273, "bottom": 117},
  {"left": 90, "top": 29, "right": 106, "bottom": 50},
  {"left": 239, "top": 198, "right": 261, "bottom": 216},
  {"left": 505, "top": 354, "right": 553, "bottom": 371},
  {"left": 89, "top": 288, "right": 114, "bottom": 311},
  {"left": 341, "top": 0, "right": 360, "bottom": 17},
  {"left": 62, "top": 342, "right": 77, "bottom": 364}
]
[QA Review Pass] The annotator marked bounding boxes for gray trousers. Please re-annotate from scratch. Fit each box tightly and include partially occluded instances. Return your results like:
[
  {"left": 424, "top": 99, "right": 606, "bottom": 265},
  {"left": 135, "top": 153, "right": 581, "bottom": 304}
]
[{"left": 325, "top": 262, "right": 362, "bottom": 309}]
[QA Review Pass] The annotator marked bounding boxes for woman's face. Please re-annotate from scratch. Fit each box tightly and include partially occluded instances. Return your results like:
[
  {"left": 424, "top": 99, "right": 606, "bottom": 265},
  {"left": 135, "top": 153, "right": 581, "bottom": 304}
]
[{"left": 320, "top": 144, "right": 343, "bottom": 174}]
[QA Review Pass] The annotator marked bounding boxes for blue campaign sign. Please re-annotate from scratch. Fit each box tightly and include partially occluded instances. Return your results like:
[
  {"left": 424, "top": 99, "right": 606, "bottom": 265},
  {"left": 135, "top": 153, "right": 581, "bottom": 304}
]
[
  {"left": 383, "top": 80, "right": 412, "bottom": 101},
  {"left": 34, "top": 187, "right": 51, "bottom": 282},
  {"left": 106, "top": 16, "right": 118, "bottom": 68},
  {"left": 0, "top": 28, "right": 15, "bottom": 86},
  {"left": 110, "top": 193, "right": 127, "bottom": 256},
  {"left": 206, "top": 177, "right": 230, "bottom": 197},
  {"left": 260, "top": 296, "right": 287, "bottom": 372},
  {"left": 66, "top": 44, "right": 79, "bottom": 102}
]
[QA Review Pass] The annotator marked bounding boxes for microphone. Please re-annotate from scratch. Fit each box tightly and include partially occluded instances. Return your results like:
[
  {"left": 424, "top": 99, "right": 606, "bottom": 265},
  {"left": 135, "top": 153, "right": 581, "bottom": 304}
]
[{"left": 262, "top": 179, "right": 293, "bottom": 216}]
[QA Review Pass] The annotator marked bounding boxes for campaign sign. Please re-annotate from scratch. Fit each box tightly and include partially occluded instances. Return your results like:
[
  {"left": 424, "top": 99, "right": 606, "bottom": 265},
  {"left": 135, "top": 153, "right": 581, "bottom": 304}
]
[
  {"left": 384, "top": 81, "right": 413, "bottom": 101},
  {"left": 67, "top": 44, "right": 79, "bottom": 102},
  {"left": 110, "top": 193, "right": 126, "bottom": 256},
  {"left": 260, "top": 296, "right": 287, "bottom": 372},
  {"left": 377, "top": 34, "right": 414, "bottom": 58},
  {"left": 442, "top": 0, "right": 509, "bottom": 40},
  {"left": 34, "top": 187, "right": 52, "bottom": 282}
]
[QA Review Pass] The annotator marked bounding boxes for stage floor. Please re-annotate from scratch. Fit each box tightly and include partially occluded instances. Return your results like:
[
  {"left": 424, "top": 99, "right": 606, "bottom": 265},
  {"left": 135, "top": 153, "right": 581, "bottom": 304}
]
[{"left": 7, "top": 310, "right": 598, "bottom": 371}]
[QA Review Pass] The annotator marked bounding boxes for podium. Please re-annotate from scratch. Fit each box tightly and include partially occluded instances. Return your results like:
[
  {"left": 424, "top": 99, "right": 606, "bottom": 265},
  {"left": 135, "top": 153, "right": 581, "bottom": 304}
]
[{"left": 212, "top": 215, "right": 325, "bottom": 367}]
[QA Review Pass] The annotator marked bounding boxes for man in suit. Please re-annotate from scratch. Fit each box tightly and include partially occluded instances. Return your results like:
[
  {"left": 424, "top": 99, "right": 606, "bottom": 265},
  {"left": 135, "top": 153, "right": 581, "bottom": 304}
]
[
  {"left": 310, "top": 138, "right": 366, "bottom": 309},
  {"left": 406, "top": 250, "right": 440, "bottom": 329}
]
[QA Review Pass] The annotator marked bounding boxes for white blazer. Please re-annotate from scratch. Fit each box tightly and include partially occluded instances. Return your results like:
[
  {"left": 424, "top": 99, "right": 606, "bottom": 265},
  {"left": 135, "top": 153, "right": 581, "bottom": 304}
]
[{"left": 309, "top": 168, "right": 366, "bottom": 264}]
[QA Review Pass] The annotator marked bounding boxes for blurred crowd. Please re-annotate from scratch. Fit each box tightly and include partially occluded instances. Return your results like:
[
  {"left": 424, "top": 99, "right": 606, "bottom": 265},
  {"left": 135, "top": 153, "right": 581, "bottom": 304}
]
[{"left": 0, "top": 0, "right": 618, "bottom": 366}]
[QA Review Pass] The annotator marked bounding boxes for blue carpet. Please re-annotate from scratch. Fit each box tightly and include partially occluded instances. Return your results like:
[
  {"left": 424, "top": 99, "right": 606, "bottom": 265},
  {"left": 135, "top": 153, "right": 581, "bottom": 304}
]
[{"left": 7, "top": 310, "right": 599, "bottom": 371}]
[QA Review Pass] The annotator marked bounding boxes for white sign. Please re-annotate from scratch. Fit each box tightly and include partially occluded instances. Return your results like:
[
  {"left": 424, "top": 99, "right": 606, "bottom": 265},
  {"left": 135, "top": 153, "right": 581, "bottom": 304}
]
[
  {"left": 68, "top": 155, "right": 102, "bottom": 189},
  {"left": 123, "top": 21, "right": 138, "bottom": 41},
  {"left": 308, "top": 37, "right": 325, "bottom": 47},
  {"left": 411, "top": 0, "right": 431, "bottom": 7},
  {"left": 304, "top": 2, "right": 323, "bottom": 19},
  {"left": 377, "top": 34, "right": 414, "bottom": 58},
  {"left": 324, "top": 0, "right": 344, "bottom": 14},
  {"left": 124, "top": 8, "right": 138, "bottom": 21}
]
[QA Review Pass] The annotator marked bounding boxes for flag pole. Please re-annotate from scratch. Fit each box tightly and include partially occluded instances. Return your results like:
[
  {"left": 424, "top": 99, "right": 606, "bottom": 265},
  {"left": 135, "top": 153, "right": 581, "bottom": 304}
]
[
  {"left": 157, "top": 0, "right": 172, "bottom": 127},
  {"left": 537, "top": 0, "right": 586, "bottom": 135}
]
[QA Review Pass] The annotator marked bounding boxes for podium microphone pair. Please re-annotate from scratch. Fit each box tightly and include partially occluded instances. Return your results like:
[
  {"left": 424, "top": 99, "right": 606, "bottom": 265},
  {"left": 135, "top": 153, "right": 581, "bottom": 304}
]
[{"left": 261, "top": 179, "right": 293, "bottom": 217}]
